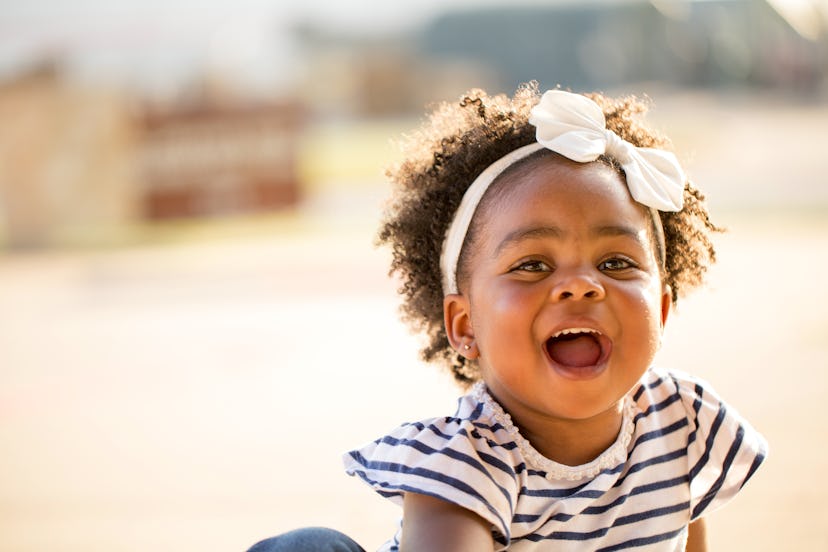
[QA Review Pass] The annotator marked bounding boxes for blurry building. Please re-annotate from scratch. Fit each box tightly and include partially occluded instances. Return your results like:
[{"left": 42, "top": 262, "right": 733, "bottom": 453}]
[
  {"left": 0, "top": 63, "right": 137, "bottom": 248},
  {"left": 418, "top": 0, "right": 826, "bottom": 94},
  {"left": 0, "top": 64, "right": 306, "bottom": 248},
  {"left": 297, "top": 0, "right": 827, "bottom": 119},
  {"left": 294, "top": 25, "right": 498, "bottom": 117},
  {"left": 138, "top": 98, "right": 304, "bottom": 220}
]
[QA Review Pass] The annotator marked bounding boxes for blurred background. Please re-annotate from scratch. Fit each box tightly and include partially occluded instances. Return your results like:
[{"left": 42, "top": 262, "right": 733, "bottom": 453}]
[{"left": 0, "top": 0, "right": 826, "bottom": 550}]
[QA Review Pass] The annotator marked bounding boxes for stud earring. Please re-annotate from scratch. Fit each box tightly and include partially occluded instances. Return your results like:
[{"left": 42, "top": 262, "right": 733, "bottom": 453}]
[{"left": 463, "top": 344, "right": 471, "bottom": 351}]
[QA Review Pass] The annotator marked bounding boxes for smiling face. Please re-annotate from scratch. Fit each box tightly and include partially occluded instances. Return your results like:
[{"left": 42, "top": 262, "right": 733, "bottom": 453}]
[{"left": 444, "top": 153, "right": 670, "bottom": 424}]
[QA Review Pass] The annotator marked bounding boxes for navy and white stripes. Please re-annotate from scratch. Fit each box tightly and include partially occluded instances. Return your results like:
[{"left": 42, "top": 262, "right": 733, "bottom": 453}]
[{"left": 344, "top": 367, "right": 767, "bottom": 551}]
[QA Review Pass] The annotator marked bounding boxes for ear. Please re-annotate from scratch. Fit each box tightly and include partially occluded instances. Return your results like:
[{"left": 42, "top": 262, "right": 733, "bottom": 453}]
[
  {"left": 660, "top": 285, "right": 672, "bottom": 329},
  {"left": 443, "top": 293, "right": 479, "bottom": 359}
]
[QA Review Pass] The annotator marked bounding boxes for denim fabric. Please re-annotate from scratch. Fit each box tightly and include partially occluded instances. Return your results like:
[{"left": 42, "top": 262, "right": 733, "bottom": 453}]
[{"left": 246, "top": 527, "right": 366, "bottom": 552}]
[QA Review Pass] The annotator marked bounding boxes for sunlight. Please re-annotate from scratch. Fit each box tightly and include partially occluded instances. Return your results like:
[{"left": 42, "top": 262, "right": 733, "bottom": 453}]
[{"left": 767, "top": 0, "right": 827, "bottom": 40}]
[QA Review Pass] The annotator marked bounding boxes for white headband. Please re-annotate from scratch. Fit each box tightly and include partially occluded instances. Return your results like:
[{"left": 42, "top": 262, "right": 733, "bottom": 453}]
[{"left": 439, "top": 89, "right": 686, "bottom": 295}]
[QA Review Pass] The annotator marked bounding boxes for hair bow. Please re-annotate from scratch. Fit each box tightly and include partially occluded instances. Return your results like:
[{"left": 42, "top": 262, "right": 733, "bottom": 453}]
[{"left": 529, "top": 90, "right": 685, "bottom": 212}]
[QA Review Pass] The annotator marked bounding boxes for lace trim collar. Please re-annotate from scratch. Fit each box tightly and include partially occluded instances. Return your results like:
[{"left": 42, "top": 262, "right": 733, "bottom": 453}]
[{"left": 472, "top": 382, "right": 637, "bottom": 481}]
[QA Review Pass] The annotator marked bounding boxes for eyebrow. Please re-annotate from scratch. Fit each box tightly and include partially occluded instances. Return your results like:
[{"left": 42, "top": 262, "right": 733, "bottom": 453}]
[
  {"left": 494, "top": 224, "right": 646, "bottom": 255},
  {"left": 593, "top": 224, "right": 646, "bottom": 241}
]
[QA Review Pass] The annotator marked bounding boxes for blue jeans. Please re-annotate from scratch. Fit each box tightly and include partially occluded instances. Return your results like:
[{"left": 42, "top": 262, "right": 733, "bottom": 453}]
[{"left": 246, "top": 527, "right": 366, "bottom": 552}]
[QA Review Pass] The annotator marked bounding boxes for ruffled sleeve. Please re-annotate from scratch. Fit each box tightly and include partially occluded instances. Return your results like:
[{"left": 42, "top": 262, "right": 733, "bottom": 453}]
[
  {"left": 672, "top": 370, "right": 768, "bottom": 520},
  {"left": 343, "top": 406, "right": 519, "bottom": 543}
]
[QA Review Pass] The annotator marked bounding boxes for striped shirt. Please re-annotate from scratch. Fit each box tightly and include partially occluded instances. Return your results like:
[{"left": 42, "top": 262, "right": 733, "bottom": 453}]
[{"left": 343, "top": 367, "right": 767, "bottom": 551}]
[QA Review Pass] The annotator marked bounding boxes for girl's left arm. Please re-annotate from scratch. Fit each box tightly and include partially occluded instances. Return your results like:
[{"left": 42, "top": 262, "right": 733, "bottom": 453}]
[
  {"left": 685, "top": 518, "right": 708, "bottom": 552},
  {"left": 399, "top": 492, "right": 494, "bottom": 551}
]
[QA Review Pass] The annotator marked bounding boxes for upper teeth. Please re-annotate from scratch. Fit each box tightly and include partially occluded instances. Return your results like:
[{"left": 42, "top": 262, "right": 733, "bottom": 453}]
[{"left": 552, "top": 328, "right": 600, "bottom": 338}]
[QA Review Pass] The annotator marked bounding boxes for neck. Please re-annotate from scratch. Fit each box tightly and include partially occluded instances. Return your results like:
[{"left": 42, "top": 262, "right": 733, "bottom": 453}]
[{"left": 496, "top": 393, "right": 627, "bottom": 467}]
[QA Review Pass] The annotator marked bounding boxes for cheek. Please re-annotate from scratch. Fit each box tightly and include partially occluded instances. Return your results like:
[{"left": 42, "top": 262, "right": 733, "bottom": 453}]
[
  {"left": 472, "top": 283, "right": 540, "bottom": 336},
  {"left": 622, "top": 279, "right": 665, "bottom": 330},
  {"left": 491, "top": 281, "right": 547, "bottom": 323},
  {"left": 491, "top": 283, "right": 534, "bottom": 311}
]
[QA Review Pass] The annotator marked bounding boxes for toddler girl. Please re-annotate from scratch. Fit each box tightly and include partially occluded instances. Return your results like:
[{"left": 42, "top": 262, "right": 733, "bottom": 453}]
[{"left": 248, "top": 83, "right": 767, "bottom": 551}]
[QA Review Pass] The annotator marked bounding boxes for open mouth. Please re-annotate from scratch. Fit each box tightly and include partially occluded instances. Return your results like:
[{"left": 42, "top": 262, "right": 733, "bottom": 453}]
[{"left": 545, "top": 328, "right": 610, "bottom": 371}]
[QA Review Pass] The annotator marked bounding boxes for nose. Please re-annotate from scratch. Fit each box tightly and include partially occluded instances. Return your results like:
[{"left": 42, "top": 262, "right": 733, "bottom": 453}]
[{"left": 550, "top": 269, "right": 606, "bottom": 302}]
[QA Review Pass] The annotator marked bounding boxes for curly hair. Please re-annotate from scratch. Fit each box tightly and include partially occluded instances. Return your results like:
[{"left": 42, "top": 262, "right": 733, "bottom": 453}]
[{"left": 377, "top": 82, "right": 720, "bottom": 387}]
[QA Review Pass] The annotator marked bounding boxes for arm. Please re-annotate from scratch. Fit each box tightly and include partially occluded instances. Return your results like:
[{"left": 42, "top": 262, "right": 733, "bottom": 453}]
[
  {"left": 400, "top": 492, "right": 494, "bottom": 552},
  {"left": 685, "top": 518, "right": 708, "bottom": 552}
]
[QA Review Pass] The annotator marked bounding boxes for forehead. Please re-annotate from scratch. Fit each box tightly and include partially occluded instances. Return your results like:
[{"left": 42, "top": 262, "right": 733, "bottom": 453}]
[{"left": 473, "top": 153, "right": 654, "bottom": 247}]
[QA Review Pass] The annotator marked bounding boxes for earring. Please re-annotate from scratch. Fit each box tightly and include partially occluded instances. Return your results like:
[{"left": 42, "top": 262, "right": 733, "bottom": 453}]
[{"left": 463, "top": 344, "right": 471, "bottom": 351}]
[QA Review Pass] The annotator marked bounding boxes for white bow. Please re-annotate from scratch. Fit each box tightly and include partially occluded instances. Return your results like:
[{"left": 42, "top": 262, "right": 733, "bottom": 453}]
[{"left": 529, "top": 90, "right": 685, "bottom": 212}]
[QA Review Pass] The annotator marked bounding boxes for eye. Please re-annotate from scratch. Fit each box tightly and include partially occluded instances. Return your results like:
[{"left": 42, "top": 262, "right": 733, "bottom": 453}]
[
  {"left": 598, "top": 257, "right": 636, "bottom": 272},
  {"left": 512, "top": 259, "right": 552, "bottom": 273}
]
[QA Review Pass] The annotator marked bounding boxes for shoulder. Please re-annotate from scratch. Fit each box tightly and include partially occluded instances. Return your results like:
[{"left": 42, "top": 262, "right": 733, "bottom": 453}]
[
  {"left": 637, "top": 367, "right": 768, "bottom": 520},
  {"left": 343, "top": 384, "right": 520, "bottom": 538},
  {"left": 344, "top": 384, "right": 519, "bottom": 481}
]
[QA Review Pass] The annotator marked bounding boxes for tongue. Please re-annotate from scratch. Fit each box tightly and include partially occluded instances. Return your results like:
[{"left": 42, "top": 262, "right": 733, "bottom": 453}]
[{"left": 548, "top": 334, "right": 602, "bottom": 367}]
